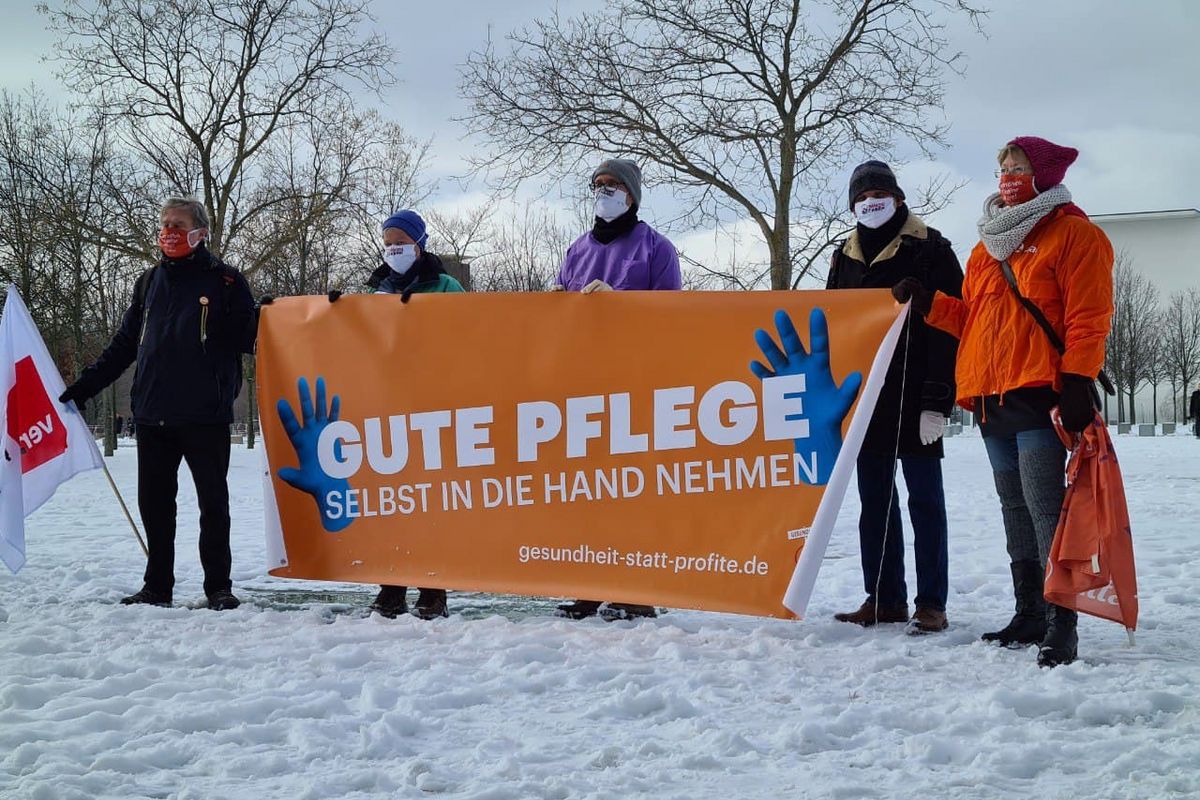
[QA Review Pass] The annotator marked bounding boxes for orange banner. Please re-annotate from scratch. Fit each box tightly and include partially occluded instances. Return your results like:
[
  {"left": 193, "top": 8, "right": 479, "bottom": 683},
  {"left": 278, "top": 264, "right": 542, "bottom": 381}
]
[{"left": 258, "top": 290, "right": 907, "bottom": 618}]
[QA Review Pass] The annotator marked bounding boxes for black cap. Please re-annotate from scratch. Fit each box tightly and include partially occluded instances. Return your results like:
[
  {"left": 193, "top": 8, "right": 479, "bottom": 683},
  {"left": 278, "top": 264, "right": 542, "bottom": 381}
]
[{"left": 848, "top": 160, "right": 905, "bottom": 208}]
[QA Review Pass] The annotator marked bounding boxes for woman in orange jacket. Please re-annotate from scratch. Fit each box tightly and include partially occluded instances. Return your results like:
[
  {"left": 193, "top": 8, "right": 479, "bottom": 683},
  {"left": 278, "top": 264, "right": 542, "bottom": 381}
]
[{"left": 893, "top": 136, "right": 1114, "bottom": 667}]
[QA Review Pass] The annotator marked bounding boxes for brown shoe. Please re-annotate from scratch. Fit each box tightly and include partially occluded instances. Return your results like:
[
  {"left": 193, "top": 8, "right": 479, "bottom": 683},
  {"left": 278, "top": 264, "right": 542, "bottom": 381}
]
[
  {"left": 906, "top": 607, "right": 949, "bottom": 635},
  {"left": 833, "top": 600, "right": 909, "bottom": 626}
]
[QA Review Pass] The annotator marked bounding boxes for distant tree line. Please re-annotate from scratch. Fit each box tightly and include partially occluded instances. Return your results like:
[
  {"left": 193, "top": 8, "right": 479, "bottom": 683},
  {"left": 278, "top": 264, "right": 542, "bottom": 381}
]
[{"left": 1105, "top": 253, "right": 1200, "bottom": 425}]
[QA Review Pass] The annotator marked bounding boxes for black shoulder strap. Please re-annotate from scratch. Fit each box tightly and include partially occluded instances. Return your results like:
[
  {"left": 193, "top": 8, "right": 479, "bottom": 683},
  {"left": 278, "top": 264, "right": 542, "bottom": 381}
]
[
  {"left": 999, "top": 259, "right": 1065, "bottom": 352},
  {"left": 135, "top": 268, "right": 156, "bottom": 307},
  {"left": 999, "top": 259, "right": 1115, "bottom": 395}
]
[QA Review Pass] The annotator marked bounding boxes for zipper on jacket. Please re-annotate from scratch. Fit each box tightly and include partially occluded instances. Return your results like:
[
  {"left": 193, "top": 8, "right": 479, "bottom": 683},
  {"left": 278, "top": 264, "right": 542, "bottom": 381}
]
[
  {"left": 139, "top": 299, "right": 152, "bottom": 345},
  {"left": 199, "top": 296, "right": 210, "bottom": 352}
]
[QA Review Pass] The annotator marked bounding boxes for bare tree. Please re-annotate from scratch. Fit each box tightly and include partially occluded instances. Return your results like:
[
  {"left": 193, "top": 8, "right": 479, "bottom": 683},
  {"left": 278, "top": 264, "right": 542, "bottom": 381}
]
[
  {"left": 460, "top": 0, "right": 983, "bottom": 289},
  {"left": 43, "top": 0, "right": 394, "bottom": 270},
  {"left": 427, "top": 205, "right": 495, "bottom": 265},
  {"left": 1163, "top": 288, "right": 1200, "bottom": 422},
  {"left": 340, "top": 123, "right": 435, "bottom": 288},
  {"left": 1105, "top": 254, "right": 1160, "bottom": 425},
  {"left": 0, "top": 88, "right": 152, "bottom": 453},
  {"left": 1142, "top": 316, "right": 1168, "bottom": 426},
  {"left": 467, "top": 207, "right": 575, "bottom": 293}
]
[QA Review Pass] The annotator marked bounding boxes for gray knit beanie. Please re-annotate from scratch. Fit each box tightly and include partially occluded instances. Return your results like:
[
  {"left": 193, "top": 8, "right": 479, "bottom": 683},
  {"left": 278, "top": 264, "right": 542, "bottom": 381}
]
[
  {"left": 848, "top": 160, "right": 905, "bottom": 208},
  {"left": 591, "top": 159, "right": 643, "bottom": 206}
]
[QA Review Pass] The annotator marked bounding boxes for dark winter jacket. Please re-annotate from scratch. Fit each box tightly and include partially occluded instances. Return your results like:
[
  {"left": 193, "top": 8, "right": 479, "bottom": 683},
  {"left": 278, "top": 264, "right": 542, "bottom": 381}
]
[
  {"left": 367, "top": 252, "right": 464, "bottom": 296},
  {"left": 1190, "top": 390, "right": 1200, "bottom": 420},
  {"left": 71, "top": 245, "right": 256, "bottom": 426},
  {"left": 827, "top": 211, "right": 964, "bottom": 458}
]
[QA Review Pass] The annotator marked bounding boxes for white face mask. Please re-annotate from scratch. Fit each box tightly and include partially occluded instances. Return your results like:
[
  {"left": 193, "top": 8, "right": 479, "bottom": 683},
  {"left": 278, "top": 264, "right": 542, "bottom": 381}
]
[
  {"left": 594, "top": 187, "right": 629, "bottom": 222},
  {"left": 853, "top": 195, "right": 897, "bottom": 229},
  {"left": 383, "top": 244, "right": 418, "bottom": 274}
]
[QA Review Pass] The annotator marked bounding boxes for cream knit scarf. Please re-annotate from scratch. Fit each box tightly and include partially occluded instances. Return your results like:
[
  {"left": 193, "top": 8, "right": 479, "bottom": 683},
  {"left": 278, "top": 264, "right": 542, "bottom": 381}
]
[{"left": 976, "top": 184, "right": 1072, "bottom": 261}]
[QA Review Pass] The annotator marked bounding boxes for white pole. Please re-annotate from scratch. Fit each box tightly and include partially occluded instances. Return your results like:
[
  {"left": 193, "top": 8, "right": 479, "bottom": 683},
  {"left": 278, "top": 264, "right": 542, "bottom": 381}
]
[{"left": 101, "top": 459, "right": 148, "bottom": 558}]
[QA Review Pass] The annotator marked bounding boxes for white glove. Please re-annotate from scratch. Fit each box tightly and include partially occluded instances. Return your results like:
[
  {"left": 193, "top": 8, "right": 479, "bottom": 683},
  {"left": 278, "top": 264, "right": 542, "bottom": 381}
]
[
  {"left": 581, "top": 279, "right": 613, "bottom": 294},
  {"left": 919, "top": 411, "right": 947, "bottom": 445}
]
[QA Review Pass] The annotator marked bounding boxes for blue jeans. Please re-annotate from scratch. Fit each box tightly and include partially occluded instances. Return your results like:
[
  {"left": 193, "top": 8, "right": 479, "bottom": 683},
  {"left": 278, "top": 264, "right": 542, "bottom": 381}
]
[
  {"left": 982, "top": 429, "right": 1066, "bottom": 566},
  {"left": 855, "top": 451, "right": 948, "bottom": 611}
]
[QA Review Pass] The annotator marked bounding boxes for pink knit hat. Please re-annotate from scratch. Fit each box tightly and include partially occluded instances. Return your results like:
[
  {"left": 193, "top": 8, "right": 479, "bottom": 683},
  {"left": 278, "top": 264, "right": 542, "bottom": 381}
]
[{"left": 1008, "top": 136, "right": 1079, "bottom": 191}]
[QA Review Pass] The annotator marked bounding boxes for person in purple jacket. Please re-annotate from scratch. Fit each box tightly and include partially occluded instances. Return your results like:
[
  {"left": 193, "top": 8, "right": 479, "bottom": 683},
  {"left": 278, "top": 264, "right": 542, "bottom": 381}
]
[
  {"left": 555, "top": 158, "right": 681, "bottom": 621},
  {"left": 555, "top": 158, "right": 682, "bottom": 293}
]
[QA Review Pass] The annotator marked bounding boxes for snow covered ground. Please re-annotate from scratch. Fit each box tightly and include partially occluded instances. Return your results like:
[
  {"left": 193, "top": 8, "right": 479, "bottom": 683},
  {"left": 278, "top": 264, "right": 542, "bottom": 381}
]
[{"left": 2, "top": 429, "right": 1198, "bottom": 800}]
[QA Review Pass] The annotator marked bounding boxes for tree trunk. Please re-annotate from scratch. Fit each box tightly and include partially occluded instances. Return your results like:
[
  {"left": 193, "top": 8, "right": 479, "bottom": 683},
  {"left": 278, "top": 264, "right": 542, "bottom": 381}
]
[
  {"left": 768, "top": 224, "right": 789, "bottom": 290},
  {"left": 1128, "top": 388, "right": 1136, "bottom": 425},
  {"left": 246, "top": 356, "right": 257, "bottom": 450},
  {"left": 1152, "top": 383, "right": 1158, "bottom": 425},
  {"left": 103, "top": 384, "right": 117, "bottom": 457}
]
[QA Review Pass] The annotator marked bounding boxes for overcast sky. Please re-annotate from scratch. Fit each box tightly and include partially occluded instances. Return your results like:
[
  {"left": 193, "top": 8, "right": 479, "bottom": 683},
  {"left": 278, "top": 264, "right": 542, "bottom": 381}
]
[{"left": 2, "top": 0, "right": 1197, "bottom": 289}]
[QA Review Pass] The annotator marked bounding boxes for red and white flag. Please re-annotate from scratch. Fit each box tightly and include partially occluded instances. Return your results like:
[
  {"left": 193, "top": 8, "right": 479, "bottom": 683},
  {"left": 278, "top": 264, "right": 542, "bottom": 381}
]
[{"left": 0, "top": 285, "right": 104, "bottom": 573}]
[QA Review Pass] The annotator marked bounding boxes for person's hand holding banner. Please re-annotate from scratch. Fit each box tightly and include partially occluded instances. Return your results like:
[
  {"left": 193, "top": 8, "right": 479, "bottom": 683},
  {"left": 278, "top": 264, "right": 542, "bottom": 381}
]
[
  {"left": 750, "top": 308, "right": 862, "bottom": 485},
  {"left": 276, "top": 376, "right": 352, "bottom": 533}
]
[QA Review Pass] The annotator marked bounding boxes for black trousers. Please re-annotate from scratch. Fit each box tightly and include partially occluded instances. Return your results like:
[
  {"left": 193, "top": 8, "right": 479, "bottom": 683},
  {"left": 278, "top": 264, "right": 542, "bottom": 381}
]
[{"left": 136, "top": 424, "right": 232, "bottom": 596}]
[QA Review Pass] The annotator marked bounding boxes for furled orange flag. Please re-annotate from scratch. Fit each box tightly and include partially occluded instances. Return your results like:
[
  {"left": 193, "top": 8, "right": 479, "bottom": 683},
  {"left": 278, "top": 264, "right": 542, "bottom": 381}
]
[{"left": 1044, "top": 412, "right": 1138, "bottom": 632}]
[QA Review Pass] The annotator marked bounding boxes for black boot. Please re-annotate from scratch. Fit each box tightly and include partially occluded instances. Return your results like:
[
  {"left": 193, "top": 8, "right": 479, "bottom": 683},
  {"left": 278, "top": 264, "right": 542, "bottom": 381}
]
[
  {"left": 413, "top": 588, "right": 448, "bottom": 620},
  {"left": 121, "top": 586, "right": 172, "bottom": 607},
  {"left": 600, "top": 603, "right": 658, "bottom": 621},
  {"left": 556, "top": 599, "right": 602, "bottom": 619},
  {"left": 369, "top": 585, "right": 408, "bottom": 618},
  {"left": 1037, "top": 604, "right": 1078, "bottom": 668},
  {"left": 982, "top": 560, "right": 1047, "bottom": 646}
]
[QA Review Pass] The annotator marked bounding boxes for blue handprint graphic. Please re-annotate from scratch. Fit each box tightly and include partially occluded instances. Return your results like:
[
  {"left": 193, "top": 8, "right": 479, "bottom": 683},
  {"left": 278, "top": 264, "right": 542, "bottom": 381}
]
[
  {"left": 750, "top": 308, "right": 863, "bottom": 485},
  {"left": 276, "top": 376, "right": 353, "bottom": 533}
]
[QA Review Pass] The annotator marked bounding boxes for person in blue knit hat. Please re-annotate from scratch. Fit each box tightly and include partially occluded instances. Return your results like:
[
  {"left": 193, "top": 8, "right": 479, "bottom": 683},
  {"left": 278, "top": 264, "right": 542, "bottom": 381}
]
[{"left": 331, "top": 208, "right": 464, "bottom": 619}]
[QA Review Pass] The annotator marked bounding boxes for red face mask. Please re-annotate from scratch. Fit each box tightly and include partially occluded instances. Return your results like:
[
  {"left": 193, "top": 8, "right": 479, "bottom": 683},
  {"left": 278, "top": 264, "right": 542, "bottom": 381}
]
[
  {"left": 158, "top": 227, "right": 204, "bottom": 259},
  {"left": 999, "top": 174, "right": 1037, "bottom": 206}
]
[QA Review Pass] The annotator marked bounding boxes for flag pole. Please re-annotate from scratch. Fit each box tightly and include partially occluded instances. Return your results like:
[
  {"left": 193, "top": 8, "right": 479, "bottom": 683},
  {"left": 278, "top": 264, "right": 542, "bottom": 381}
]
[{"left": 100, "top": 457, "right": 148, "bottom": 558}]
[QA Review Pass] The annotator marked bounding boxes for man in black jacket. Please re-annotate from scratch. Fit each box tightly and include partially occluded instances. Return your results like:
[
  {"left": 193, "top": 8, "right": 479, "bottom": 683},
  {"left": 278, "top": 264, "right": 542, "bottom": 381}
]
[
  {"left": 826, "top": 161, "right": 965, "bottom": 634},
  {"left": 61, "top": 197, "right": 256, "bottom": 610}
]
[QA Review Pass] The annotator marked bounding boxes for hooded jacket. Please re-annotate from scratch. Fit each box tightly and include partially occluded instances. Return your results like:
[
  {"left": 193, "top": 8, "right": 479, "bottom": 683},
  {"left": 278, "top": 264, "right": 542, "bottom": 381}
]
[{"left": 926, "top": 206, "right": 1114, "bottom": 411}]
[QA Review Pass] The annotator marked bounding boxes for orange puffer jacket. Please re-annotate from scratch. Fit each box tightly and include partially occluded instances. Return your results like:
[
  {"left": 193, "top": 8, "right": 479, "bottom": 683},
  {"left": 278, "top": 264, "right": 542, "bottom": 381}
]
[{"left": 926, "top": 206, "right": 1113, "bottom": 411}]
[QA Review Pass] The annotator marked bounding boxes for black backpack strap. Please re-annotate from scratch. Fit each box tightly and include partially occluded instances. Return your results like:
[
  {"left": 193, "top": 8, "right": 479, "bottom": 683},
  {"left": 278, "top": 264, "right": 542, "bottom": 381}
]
[{"left": 999, "top": 259, "right": 1115, "bottom": 396}]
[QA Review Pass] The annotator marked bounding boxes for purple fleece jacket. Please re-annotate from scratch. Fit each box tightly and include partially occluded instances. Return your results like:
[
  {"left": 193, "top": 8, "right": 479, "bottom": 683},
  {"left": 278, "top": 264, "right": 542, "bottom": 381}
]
[{"left": 557, "top": 222, "right": 682, "bottom": 291}]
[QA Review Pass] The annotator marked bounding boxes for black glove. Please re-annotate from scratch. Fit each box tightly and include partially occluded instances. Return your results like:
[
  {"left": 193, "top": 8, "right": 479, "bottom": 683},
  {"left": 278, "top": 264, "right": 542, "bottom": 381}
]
[
  {"left": 1058, "top": 373, "right": 1097, "bottom": 433},
  {"left": 328, "top": 289, "right": 342, "bottom": 303},
  {"left": 891, "top": 278, "right": 932, "bottom": 316},
  {"left": 59, "top": 384, "right": 88, "bottom": 412},
  {"left": 257, "top": 294, "right": 275, "bottom": 307}
]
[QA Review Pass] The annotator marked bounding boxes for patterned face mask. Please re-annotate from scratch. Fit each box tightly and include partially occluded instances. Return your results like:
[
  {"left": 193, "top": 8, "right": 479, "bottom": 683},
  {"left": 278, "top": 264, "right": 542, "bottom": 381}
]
[
  {"left": 594, "top": 187, "right": 629, "bottom": 222},
  {"left": 158, "top": 227, "right": 205, "bottom": 259},
  {"left": 383, "top": 244, "right": 418, "bottom": 274},
  {"left": 853, "top": 196, "right": 896, "bottom": 229},
  {"left": 999, "top": 174, "right": 1037, "bottom": 206}
]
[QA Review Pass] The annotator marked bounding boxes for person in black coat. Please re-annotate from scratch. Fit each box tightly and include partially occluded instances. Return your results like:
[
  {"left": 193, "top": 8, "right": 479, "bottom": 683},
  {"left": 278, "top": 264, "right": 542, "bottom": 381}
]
[
  {"left": 60, "top": 197, "right": 256, "bottom": 610},
  {"left": 825, "top": 161, "right": 964, "bottom": 634}
]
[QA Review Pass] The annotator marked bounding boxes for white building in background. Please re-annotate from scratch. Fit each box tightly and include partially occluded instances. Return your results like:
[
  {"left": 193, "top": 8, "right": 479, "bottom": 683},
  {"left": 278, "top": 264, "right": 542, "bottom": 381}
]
[{"left": 1090, "top": 209, "right": 1200, "bottom": 424}]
